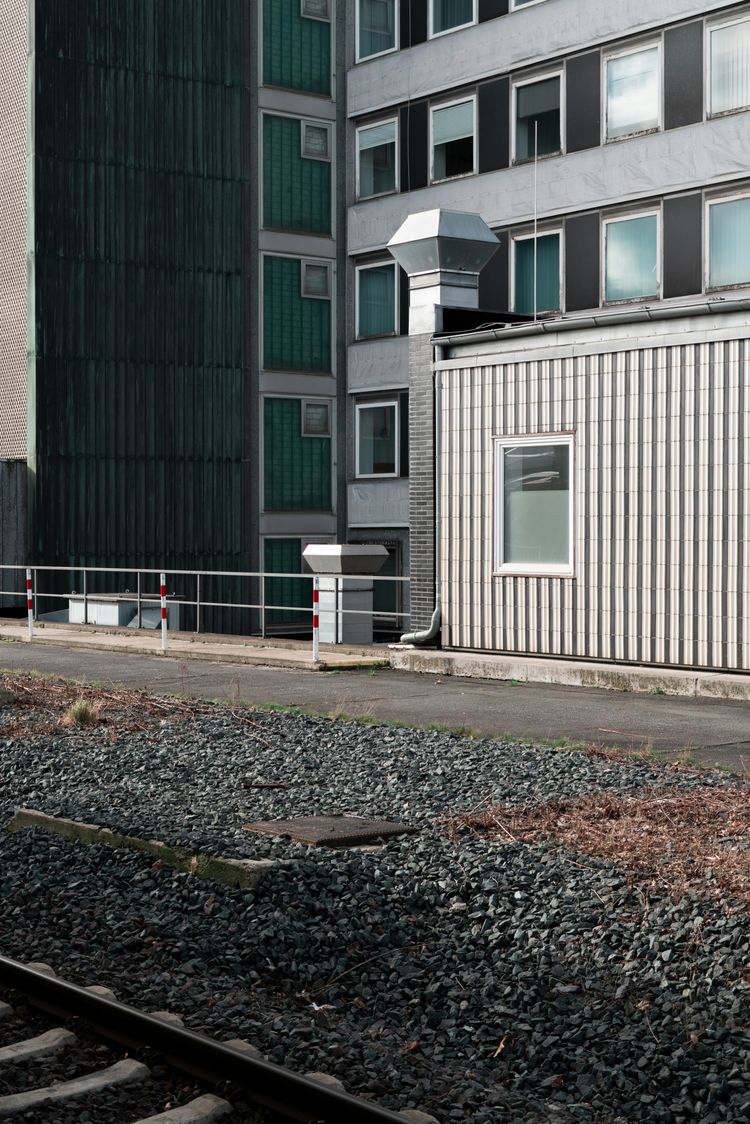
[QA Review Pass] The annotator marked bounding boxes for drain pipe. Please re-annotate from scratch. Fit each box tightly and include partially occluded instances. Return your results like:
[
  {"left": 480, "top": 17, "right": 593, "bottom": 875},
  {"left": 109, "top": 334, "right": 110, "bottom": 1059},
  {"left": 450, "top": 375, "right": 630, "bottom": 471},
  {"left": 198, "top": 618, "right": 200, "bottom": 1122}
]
[{"left": 400, "top": 363, "right": 442, "bottom": 645}]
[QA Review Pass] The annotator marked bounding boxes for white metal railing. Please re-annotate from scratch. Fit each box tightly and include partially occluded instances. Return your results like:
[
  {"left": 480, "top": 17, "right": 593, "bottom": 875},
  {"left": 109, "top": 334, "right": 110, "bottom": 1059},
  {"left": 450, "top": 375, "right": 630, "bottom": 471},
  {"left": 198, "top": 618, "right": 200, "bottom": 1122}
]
[{"left": 0, "top": 563, "right": 410, "bottom": 656}]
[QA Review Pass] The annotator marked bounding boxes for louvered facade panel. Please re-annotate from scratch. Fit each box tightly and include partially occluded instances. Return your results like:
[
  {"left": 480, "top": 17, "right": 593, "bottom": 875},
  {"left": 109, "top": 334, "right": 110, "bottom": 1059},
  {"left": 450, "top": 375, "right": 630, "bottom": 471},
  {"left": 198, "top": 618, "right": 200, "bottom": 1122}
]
[{"left": 440, "top": 336, "right": 750, "bottom": 671}]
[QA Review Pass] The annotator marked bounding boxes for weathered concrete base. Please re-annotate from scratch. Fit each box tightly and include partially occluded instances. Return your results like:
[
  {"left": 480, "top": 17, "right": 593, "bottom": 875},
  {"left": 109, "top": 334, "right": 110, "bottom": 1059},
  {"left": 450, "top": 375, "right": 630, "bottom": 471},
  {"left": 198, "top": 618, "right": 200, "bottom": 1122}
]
[
  {"left": 7, "top": 809, "right": 281, "bottom": 889},
  {"left": 134, "top": 1094, "right": 233, "bottom": 1123},
  {"left": 0, "top": 1028, "right": 76, "bottom": 1066},
  {"left": 390, "top": 648, "right": 750, "bottom": 702},
  {"left": 0, "top": 1058, "right": 149, "bottom": 1117}
]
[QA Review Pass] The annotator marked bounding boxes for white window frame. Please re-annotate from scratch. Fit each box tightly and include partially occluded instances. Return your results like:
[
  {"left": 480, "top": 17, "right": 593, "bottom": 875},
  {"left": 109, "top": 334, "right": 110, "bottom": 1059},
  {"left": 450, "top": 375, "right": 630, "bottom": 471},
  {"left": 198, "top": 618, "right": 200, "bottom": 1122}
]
[
  {"left": 301, "top": 0, "right": 330, "bottom": 21},
  {"left": 301, "top": 399, "right": 332, "bottom": 437},
  {"left": 355, "top": 116, "right": 399, "bottom": 199},
  {"left": 511, "top": 69, "right": 564, "bottom": 163},
  {"left": 429, "top": 94, "right": 477, "bottom": 184},
  {"left": 602, "top": 208, "right": 661, "bottom": 305},
  {"left": 705, "top": 189, "right": 750, "bottom": 292},
  {"left": 706, "top": 11, "right": 750, "bottom": 118},
  {"left": 603, "top": 40, "right": 662, "bottom": 143},
  {"left": 301, "top": 119, "right": 332, "bottom": 161},
  {"left": 494, "top": 433, "right": 575, "bottom": 577},
  {"left": 301, "top": 258, "right": 332, "bottom": 299},
  {"left": 355, "top": 261, "right": 399, "bottom": 339},
  {"left": 510, "top": 0, "right": 549, "bottom": 9},
  {"left": 355, "top": 399, "right": 400, "bottom": 479},
  {"left": 429, "top": 0, "right": 477, "bottom": 39},
  {"left": 355, "top": 0, "right": 399, "bottom": 64},
  {"left": 510, "top": 228, "right": 563, "bottom": 315}
]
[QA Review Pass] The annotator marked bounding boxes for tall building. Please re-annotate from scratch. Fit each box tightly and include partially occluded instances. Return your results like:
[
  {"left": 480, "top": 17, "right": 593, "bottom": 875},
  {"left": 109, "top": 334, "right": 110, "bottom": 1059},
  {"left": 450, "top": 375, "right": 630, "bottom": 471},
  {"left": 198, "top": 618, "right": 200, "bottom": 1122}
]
[
  {"left": 0, "top": 0, "right": 346, "bottom": 630},
  {"left": 346, "top": 0, "right": 750, "bottom": 670}
]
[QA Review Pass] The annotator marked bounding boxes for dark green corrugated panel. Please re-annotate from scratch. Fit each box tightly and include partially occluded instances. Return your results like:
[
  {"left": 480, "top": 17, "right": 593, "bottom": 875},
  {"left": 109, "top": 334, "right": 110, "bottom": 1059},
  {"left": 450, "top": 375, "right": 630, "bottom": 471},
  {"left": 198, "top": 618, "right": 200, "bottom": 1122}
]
[
  {"left": 263, "top": 0, "right": 330, "bottom": 95},
  {"left": 263, "top": 114, "right": 331, "bottom": 235},
  {"left": 263, "top": 256, "right": 331, "bottom": 372},
  {"left": 31, "top": 0, "right": 248, "bottom": 578},
  {"left": 263, "top": 397, "right": 331, "bottom": 511},
  {"left": 263, "top": 537, "right": 310, "bottom": 627}
]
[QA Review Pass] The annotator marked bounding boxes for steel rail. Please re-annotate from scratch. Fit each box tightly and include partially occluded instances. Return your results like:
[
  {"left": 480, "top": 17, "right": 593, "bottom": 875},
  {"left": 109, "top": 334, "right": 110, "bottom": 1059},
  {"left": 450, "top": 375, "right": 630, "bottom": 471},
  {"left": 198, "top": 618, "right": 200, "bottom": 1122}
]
[{"left": 0, "top": 956, "right": 410, "bottom": 1124}]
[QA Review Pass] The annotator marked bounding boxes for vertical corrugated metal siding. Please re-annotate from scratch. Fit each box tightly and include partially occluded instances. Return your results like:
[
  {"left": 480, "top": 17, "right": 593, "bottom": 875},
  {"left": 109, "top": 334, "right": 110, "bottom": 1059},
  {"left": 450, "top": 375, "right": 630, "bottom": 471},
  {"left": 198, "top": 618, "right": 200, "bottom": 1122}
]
[
  {"left": 0, "top": 0, "right": 28, "bottom": 458},
  {"left": 31, "top": 0, "right": 248, "bottom": 574},
  {"left": 441, "top": 339, "right": 750, "bottom": 671},
  {"left": 0, "top": 461, "right": 27, "bottom": 606}
]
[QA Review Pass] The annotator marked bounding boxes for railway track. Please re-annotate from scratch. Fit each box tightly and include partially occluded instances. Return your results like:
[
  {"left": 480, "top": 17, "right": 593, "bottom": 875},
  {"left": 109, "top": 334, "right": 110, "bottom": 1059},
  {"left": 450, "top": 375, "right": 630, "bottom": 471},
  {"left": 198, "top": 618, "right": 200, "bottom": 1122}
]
[{"left": 0, "top": 956, "right": 432, "bottom": 1123}]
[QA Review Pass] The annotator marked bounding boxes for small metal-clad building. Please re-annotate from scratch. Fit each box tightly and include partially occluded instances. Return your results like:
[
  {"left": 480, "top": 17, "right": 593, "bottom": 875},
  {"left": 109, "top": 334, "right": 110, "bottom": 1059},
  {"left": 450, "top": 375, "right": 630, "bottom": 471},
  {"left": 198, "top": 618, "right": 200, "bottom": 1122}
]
[{"left": 432, "top": 304, "right": 750, "bottom": 671}]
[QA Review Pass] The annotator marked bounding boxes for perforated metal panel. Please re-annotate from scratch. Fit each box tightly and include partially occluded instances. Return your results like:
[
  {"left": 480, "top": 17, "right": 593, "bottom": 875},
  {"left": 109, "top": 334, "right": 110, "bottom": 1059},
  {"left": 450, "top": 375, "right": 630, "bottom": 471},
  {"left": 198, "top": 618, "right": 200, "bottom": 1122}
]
[{"left": 0, "top": 0, "right": 28, "bottom": 458}]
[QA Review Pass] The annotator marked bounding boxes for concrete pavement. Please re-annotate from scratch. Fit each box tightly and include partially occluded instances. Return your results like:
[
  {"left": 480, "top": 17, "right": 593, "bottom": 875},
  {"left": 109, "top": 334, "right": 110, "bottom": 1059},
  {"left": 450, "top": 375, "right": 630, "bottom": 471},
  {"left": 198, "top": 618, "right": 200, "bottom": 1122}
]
[{"left": 2, "top": 636, "right": 750, "bottom": 776}]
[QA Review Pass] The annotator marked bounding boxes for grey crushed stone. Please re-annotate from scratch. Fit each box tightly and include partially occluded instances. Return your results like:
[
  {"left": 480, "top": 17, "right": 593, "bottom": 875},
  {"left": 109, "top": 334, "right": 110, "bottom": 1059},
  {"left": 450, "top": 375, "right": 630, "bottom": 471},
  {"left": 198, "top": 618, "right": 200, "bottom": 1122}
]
[{"left": 0, "top": 703, "right": 749, "bottom": 1122}]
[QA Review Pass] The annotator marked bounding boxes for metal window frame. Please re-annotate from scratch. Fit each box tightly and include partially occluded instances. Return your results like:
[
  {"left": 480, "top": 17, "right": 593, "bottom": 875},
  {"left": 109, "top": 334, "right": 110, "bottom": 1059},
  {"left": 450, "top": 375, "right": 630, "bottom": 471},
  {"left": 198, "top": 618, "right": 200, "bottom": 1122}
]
[
  {"left": 494, "top": 432, "right": 575, "bottom": 577},
  {"left": 354, "top": 260, "right": 399, "bottom": 339},
  {"left": 511, "top": 68, "right": 565, "bottom": 163},
  {"left": 429, "top": 0, "right": 477, "bottom": 40},
  {"left": 301, "top": 119, "right": 332, "bottom": 161},
  {"left": 355, "top": 0, "right": 399, "bottom": 64},
  {"left": 429, "top": 93, "right": 477, "bottom": 184},
  {"left": 602, "top": 39, "right": 663, "bottom": 144},
  {"left": 510, "top": 227, "right": 564, "bottom": 315},
  {"left": 355, "top": 116, "right": 399, "bottom": 200},
  {"left": 301, "top": 258, "right": 333, "bottom": 299},
  {"left": 355, "top": 399, "right": 400, "bottom": 479},
  {"left": 706, "top": 11, "right": 750, "bottom": 119},
  {"left": 601, "top": 207, "right": 661, "bottom": 305},
  {"left": 301, "top": 399, "right": 332, "bottom": 437},
  {"left": 301, "top": 0, "right": 331, "bottom": 22},
  {"left": 510, "top": 0, "right": 549, "bottom": 9},
  {"left": 704, "top": 188, "right": 750, "bottom": 292}
]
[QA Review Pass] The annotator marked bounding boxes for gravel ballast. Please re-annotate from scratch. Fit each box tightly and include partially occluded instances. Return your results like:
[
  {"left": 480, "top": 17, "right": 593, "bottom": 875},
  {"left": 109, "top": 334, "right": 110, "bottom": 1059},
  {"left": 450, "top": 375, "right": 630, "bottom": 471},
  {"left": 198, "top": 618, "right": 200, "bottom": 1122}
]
[{"left": 0, "top": 678, "right": 749, "bottom": 1122}]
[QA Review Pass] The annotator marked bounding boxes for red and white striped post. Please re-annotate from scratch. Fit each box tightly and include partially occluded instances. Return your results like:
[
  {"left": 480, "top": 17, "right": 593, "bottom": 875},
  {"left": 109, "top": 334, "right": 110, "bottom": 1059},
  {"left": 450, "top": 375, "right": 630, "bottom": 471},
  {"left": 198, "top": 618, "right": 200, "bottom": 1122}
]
[
  {"left": 312, "top": 575, "right": 320, "bottom": 663},
  {"left": 25, "top": 568, "right": 33, "bottom": 642},
  {"left": 160, "top": 572, "right": 168, "bottom": 652}
]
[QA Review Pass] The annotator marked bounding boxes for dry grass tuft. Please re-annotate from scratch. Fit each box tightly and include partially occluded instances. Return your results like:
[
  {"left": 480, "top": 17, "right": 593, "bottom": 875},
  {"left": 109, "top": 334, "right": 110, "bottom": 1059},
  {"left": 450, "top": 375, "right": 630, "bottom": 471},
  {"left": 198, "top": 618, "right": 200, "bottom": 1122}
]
[
  {"left": 62, "top": 697, "right": 100, "bottom": 728},
  {"left": 445, "top": 785, "right": 750, "bottom": 906}
]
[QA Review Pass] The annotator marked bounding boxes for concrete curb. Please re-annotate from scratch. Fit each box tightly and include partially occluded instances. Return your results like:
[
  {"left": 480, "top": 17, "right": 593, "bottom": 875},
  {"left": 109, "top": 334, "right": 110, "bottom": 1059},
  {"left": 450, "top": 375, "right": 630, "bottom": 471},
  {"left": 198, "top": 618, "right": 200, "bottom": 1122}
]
[
  {"left": 390, "top": 649, "right": 750, "bottom": 702},
  {"left": 7, "top": 809, "right": 282, "bottom": 889}
]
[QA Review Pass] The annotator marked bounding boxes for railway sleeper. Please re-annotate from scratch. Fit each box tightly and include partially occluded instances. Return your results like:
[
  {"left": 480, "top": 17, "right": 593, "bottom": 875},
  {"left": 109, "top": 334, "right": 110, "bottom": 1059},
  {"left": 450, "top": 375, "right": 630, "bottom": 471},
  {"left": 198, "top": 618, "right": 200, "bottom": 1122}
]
[
  {"left": 133, "top": 1093, "right": 234, "bottom": 1123},
  {"left": 0, "top": 1056, "right": 150, "bottom": 1118},
  {"left": 0, "top": 1026, "right": 77, "bottom": 1065}
]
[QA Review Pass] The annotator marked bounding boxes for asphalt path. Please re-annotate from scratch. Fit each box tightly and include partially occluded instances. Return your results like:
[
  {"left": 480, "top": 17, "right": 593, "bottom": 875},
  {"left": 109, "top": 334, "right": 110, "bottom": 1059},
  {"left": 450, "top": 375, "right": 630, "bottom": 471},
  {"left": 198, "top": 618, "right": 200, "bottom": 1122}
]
[{"left": 2, "top": 640, "right": 750, "bottom": 775}]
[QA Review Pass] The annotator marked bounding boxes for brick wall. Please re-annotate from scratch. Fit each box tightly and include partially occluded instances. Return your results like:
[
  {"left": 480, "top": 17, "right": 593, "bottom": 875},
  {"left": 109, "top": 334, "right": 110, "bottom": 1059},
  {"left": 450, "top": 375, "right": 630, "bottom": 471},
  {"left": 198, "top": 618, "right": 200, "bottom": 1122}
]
[{"left": 408, "top": 333, "right": 436, "bottom": 632}]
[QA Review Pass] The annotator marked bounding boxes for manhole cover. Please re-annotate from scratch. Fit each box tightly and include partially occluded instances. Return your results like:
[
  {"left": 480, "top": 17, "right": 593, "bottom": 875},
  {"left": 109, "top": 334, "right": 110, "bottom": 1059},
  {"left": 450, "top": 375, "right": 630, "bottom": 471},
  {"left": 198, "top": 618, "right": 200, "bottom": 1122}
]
[{"left": 242, "top": 815, "right": 418, "bottom": 848}]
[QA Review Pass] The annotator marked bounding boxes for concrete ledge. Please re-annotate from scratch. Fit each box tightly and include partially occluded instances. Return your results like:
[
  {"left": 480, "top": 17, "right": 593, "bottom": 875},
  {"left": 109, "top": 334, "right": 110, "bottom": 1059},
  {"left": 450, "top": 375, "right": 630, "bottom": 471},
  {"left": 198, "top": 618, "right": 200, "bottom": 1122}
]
[
  {"left": 7, "top": 809, "right": 282, "bottom": 889},
  {"left": 389, "top": 648, "right": 750, "bottom": 702}
]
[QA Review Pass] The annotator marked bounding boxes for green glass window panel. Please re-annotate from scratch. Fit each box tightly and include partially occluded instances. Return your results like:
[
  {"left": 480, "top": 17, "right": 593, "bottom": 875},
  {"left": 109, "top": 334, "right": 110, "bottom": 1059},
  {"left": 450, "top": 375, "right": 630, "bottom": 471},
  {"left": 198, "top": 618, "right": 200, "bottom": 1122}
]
[
  {"left": 263, "top": 0, "right": 330, "bottom": 95},
  {"left": 358, "top": 265, "right": 396, "bottom": 336},
  {"left": 264, "top": 397, "right": 331, "bottom": 510},
  {"left": 432, "top": 100, "right": 474, "bottom": 179},
  {"left": 606, "top": 48, "right": 659, "bottom": 139},
  {"left": 711, "top": 20, "right": 750, "bottom": 114},
  {"left": 514, "top": 234, "right": 560, "bottom": 314},
  {"left": 709, "top": 197, "right": 750, "bottom": 287},
  {"left": 263, "top": 256, "right": 331, "bottom": 371},
  {"left": 357, "top": 121, "right": 397, "bottom": 198},
  {"left": 433, "top": 0, "right": 474, "bottom": 34},
  {"left": 264, "top": 538, "right": 311, "bottom": 626},
  {"left": 263, "top": 115, "right": 331, "bottom": 235},
  {"left": 605, "top": 215, "right": 657, "bottom": 301},
  {"left": 502, "top": 443, "right": 570, "bottom": 566},
  {"left": 515, "top": 77, "right": 561, "bottom": 160},
  {"left": 359, "top": 0, "right": 396, "bottom": 59},
  {"left": 357, "top": 403, "right": 397, "bottom": 475}
]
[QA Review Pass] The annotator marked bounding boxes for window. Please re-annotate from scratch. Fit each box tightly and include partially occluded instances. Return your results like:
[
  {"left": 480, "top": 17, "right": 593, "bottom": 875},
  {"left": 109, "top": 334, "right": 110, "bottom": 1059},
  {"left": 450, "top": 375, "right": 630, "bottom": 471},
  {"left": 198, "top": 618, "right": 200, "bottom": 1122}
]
[
  {"left": 301, "top": 120, "right": 331, "bottom": 160},
  {"left": 302, "top": 0, "right": 330, "bottom": 19},
  {"left": 707, "top": 194, "right": 750, "bottom": 289},
  {"left": 709, "top": 15, "right": 750, "bottom": 116},
  {"left": 513, "top": 232, "right": 561, "bottom": 315},
  {"left": 605, "top": 44, "right": 661, "bottom": 140},
  {"left": 301, "top": 259, "right": 331, "bottom": 298},
  {"left": 431, "top": 97, "right": 475, "bottom": 181},
  {"left": 604, "top": 212, "right": 659, "bottom": 302},
  {"left": 496, "top": 436, "right": 573, "bottom": 574},
  {"left": 356, "top": 401, "right": 399, "bottom": 476},
  {"left": 514, "top": 73, "right": 562, "bottom": 160},
  {"left": 302, "top": 400, "right": 331, "bottom": 436},
  {"left": 511, "top": 0, "right": 547, "bottom": 6},
  {"left": 431, "top": 0, "right": 475, "bottom": 36},
  {"left": 357, "top": 119, "right": 397, "bottom": 198},
  {"left": 356, "top": 263, "right": 397, "bottom": 338},
  {"left": 358, "top": 0, "right": 396, "bottom": 60}
]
